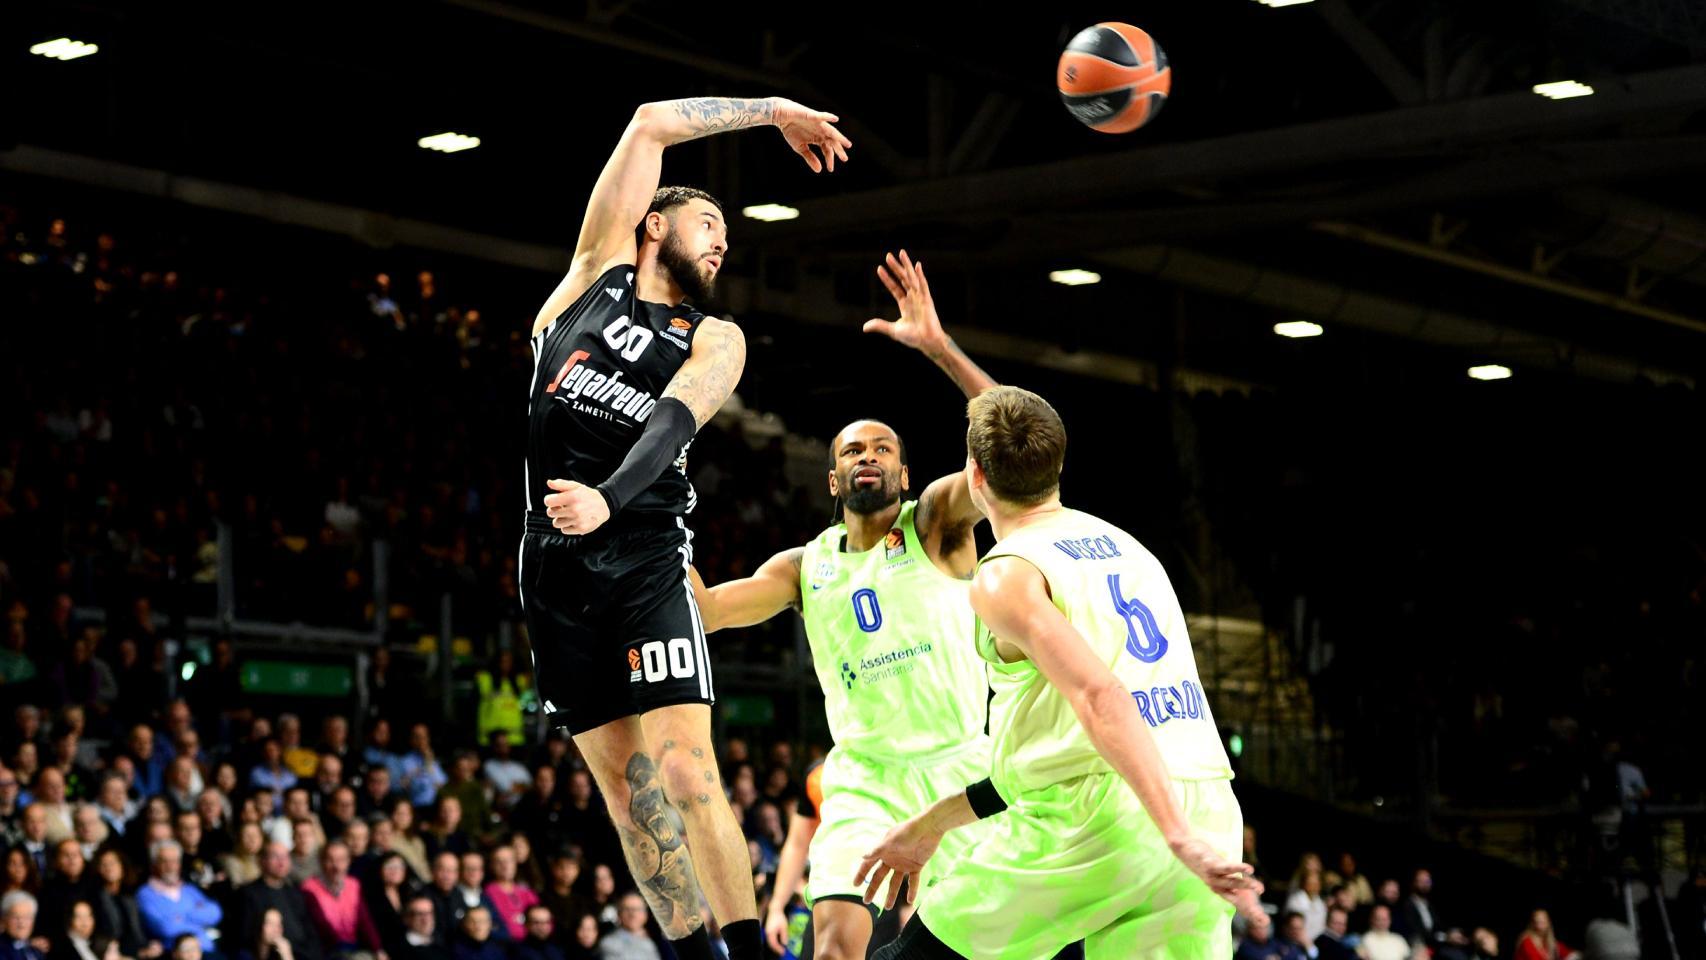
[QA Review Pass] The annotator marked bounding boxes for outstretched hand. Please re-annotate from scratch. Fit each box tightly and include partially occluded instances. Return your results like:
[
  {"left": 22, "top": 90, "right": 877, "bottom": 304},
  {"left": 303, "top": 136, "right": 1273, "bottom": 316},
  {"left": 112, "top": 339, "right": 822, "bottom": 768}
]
[
  {"left": 862, "top": 250, "right": 946, "bottom": 355},
  {"left": 773, "top": 97, "right": 852, "bottom": 173}
]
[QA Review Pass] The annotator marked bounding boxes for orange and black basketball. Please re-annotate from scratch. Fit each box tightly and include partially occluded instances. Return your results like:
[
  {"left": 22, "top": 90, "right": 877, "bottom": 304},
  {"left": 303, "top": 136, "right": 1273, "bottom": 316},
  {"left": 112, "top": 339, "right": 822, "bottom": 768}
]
[{"left": 1057, "top": 22, "right": 1171, "bottom": 134}]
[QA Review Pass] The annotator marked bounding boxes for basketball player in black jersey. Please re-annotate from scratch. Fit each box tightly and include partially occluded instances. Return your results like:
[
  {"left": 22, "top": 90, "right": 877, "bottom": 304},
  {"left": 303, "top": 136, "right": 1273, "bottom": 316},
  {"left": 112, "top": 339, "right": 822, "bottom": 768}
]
[{"left": 519, "top": 96, "right": 850, "bottom": 960}]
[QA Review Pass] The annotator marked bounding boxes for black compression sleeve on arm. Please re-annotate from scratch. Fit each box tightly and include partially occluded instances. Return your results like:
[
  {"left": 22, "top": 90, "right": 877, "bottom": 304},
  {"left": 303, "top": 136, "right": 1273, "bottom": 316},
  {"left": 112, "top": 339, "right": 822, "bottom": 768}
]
[
  {"left": 965, "top": 778, "right": 1007, "bottom": 820},
  {"left": 595, "top": 397, "right": 697, "bottom": 516}
]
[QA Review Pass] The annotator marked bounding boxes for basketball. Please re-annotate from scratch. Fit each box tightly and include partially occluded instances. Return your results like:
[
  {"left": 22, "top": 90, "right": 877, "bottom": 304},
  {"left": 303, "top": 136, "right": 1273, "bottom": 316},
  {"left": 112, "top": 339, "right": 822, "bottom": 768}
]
[{"left": 1057, "top": 22, "right": 1171, "bottom": 134}]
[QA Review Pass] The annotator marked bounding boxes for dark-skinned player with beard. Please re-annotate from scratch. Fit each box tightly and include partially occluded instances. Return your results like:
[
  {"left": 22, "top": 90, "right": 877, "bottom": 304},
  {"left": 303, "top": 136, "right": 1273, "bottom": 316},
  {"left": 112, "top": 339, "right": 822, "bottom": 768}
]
[
  {"left": 689, "top": 251, "right": 996, "bottom": 960},
  {"left": 521, "top": 95, "right": 851, "bottom": 960}
]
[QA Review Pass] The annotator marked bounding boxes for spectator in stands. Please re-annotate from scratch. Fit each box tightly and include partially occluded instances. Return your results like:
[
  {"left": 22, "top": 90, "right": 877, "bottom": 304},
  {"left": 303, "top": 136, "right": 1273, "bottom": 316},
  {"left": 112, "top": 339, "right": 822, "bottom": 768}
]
[
  {"left": 506, "top": 837, "right": 544, "bottom": 895},
  {"left": 1514, "top": 910, "right": 1578, "bottom": 960},
  {"left": 1357, "top": 905, "right": 1408, "bottom": 960},
  {"left": 358, "top": 769, "right": 396, "bottom": 821},
  {"left": 478, "top": 736, "right": 528, "bottom": 814},
  {"left": 452, "top": 857, "right": 502, "bottom": 944},
  {"left": 250, "top": 742, "right": 297, "bottom": 799},
  {"left": 2, "top": 850, "right": 40, "bottom": 900},
  {"left": 436, "top": 756, "right": 491, "bottom": 845},
  {"left": 90, "top": 849, "right": 155, "bottom": 959},
  {"left": 321, "top": 791, "right": 356, "bottom": 845},
  {"left": 481, "top": 846, "right": 535, "bottom": 942},
  {"left": 238, "top": 844, "right": 321, "bottom": 960},
  {"left": 399, "top": 896, "right": 446, "bottom": 960},
  {"left": 1277, "top": 913, "right": 1315, "bottom": 960},
  {"left": 133, "top": 841, "right": 220, "bottom": 956},
  {"left": 384, "top": 802, "right": 429, "bottom": 884},
  {"left": 1325, "top": 852, "right": 1373, "bottom": 907},
  {"left": 597, "top": 895, "right": 659, "bottom": 960},
  {"left": 289, "top": 823, "right": 322, "bottom": 886},
  {"left": 71, "top": 807, "right": 106, "bottom": 864},
  {"left": 34, "top": 772, "right": 74, "bottom": 844},
  {"left": 316, "top": 719, "right": 352, "bottom": 771},
  {"left": 1372, "top": 880, "right": 1405, "bottom": 940},
  {"left": 586, "top": 868, "right": 616, "bottom": 933},
  {"left": 510, "top": 906, "right": 561, "bottom": 960},
  {"left": 1315, "top": 906, "right": 1357, "bottom": 960},
  {"left": 556, "top": 775, "right": 615, "bottom": 877},
  {"left": 1284, "top": 869, "right": 1328, "bottom": 943},
  {"left": 277, "top": 718, "right": 317, "bottom": 781},
  {"left": 0, "top": 770, "right": 24, "bottom": 843},
  {"left": 1236, "top": 912, "right": 1293, "bottom": 960},
  {"left": 95, "top": 780, "right": 131, "bottom": 842},
  {"left": 300, "top": 842, "right": 382, "bottom": 960},
  {"left": 472, "top": 653, "right": 528, "bottom": 747},
  {"left": 50, "top": 639, "right": 115, "bottom": 736},
  {"left": 39, "top": 842, "right": 93, "bottom": 937},
  {"left": 343, "top": 822, "right": 375, "bottom": 890},
  {"left": 1242, "top": 826, "right": 1267, "bottom": 889},
  {"left": 363, "top": 853, "right": 415, "bottom": 957},
  {"left": 243, "top": 908, "right": 295, "bottom": 960},
  {"left": 163, "top": 760, "right": 198, "bottom": 816},
  {"left": 419, "top": 800, "right": 467, "bottom": 862},
  {"left": 171, "top": 813, "right": 217, "bottom": 891},
  {"left": 424, "top": 855, "right": 464, "bottom": 947},
  {"left": 564, "top": 914, "right": 598, "bottom": 960},
  {"left": 398, "top": 730, "right": 444, "bottom": 811},
  {"left": 538, "top": 851, "right": 588, "bottom": 946},
  {"left": 508, "top": 768, "right": 560, "bottom": 849},
  {"left": 450, "top": 908, "right": 501, "bottom": 960},
  {"left": 1469, "top": 927, "right": 1499, "bottom": 960},
  {"left": 308, "top": 759, "right": 343, "bottom": 819},
  {"left": 0, "top": 891, "right": 48, "bottom": 960},
  {"left": 169, "top": 933, "right": 201, "bottom": 960},
  {"left": 18, "top": 807, "right": 52, "bottom": 876},
  {"left": 223, "top": 824, "right": 266, "bottom": 888},
  {"left": 47, "top": 899, "right": 99, "bottom": 960}
]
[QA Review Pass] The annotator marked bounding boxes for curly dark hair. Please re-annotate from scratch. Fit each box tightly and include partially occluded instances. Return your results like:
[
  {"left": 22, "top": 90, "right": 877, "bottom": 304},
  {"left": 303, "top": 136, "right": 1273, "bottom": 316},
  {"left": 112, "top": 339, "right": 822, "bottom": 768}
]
[{"left": 635, "top": 186, "right": 723, "bottom": 245}]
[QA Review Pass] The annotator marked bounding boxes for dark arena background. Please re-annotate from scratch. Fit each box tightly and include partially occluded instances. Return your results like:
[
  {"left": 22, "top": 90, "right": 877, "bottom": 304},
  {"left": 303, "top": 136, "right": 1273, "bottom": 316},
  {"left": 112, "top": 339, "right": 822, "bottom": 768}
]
[{"left": 3, "top": 2, "right": 1705, "bottom": 959}]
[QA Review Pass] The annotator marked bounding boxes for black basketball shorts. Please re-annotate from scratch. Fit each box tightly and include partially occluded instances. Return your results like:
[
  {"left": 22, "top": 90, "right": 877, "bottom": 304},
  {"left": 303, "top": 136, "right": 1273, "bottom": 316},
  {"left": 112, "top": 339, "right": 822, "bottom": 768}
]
[{"left": 518, "top": 514, "right": 714, "bottom": 734}]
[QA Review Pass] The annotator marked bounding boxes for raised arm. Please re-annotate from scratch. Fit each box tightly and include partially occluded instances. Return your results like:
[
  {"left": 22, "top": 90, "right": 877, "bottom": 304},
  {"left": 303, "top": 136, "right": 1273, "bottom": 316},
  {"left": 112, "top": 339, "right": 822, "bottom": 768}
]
[
  {"left": 693, "top": 548, "right": 805, "bottom": 634},
  {"left": 543, "top": 319, "right": 747, "bottom": 536},
  {"left": 864, "top": 250, "right": 996, "bottom": 573},
  {"left": 532, "top": 97, "right": 852, "bottom": 335}
]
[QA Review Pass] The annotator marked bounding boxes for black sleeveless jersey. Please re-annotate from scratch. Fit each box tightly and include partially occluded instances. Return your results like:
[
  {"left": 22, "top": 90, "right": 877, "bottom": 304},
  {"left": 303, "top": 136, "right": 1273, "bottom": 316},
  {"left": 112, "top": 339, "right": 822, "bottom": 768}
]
[{"left": 525, "top": 264, "right": 707, "bottom": 524}]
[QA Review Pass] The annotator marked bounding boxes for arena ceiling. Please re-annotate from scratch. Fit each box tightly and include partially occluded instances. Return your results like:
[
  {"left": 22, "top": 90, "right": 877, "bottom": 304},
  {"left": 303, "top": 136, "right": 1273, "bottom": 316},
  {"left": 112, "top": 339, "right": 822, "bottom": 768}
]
[{"left": 10, "top": 0, "right": 1706, "bottom": 388}]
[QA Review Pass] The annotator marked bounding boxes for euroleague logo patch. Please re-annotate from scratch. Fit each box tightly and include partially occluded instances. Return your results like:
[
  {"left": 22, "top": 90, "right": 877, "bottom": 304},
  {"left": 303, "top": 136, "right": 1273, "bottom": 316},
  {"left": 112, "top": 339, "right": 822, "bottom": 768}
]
[
  {"left": 669, "top": 317, "right": 692, "bottom": 330},
  {"left": 884, "top": 528, "right": 906, "bottom": 560}
]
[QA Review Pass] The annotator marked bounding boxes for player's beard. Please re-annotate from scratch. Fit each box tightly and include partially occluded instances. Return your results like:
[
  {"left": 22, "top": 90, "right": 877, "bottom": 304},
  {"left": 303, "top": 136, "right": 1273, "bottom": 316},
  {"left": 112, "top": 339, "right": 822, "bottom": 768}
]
[
  {"left": 658, "top": 228, "right": 715, "bottom": 304},
  {"left": 841, "top": 467, "right": 902, "bottom": 515}
]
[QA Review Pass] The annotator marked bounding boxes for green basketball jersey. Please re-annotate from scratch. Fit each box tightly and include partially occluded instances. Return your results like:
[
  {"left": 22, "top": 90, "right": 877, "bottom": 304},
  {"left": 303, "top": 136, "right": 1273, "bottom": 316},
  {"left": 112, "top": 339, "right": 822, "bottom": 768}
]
[
  {"left": 978, "top": 507, "right": 1233, "bottom": 800},
  {"left": 800, "top": 500, "right": 989, "bottom": 759}
]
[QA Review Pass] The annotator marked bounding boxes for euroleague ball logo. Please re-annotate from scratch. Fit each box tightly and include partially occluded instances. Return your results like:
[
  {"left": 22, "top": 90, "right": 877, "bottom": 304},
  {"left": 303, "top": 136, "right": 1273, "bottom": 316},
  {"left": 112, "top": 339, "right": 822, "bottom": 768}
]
[{"left": 1064, "top": 65, "right": 1078, "bottom": 84}]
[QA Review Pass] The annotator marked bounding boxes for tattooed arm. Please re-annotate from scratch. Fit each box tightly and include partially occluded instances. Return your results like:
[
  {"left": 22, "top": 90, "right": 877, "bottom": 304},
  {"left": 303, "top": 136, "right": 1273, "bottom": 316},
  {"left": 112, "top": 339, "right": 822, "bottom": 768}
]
[
  {"left": 540, "top": 319, "right": 747, "bottom": 536},
  {"left": 662, "top": 318, "right": 747, "bottom": 429},
  {"left": 531, "top": 98, "right": 851, "bottom": 335}
]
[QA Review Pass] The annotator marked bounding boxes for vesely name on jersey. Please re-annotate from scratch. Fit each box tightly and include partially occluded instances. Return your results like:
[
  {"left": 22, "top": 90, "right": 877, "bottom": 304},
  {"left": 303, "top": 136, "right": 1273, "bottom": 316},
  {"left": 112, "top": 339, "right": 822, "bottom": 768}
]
[{"left": 545, "top": 349, "right": 657, "bottom": 423}]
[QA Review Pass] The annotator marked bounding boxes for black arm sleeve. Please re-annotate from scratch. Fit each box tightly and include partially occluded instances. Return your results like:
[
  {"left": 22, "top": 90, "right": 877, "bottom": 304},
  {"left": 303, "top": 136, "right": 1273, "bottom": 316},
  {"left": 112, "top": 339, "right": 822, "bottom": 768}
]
[
  {"left": 965, "top": 777, "right": 1007, "bottom": 820},
  {"left": 595, "top": 397, "right": 697, "bottom": 516}
]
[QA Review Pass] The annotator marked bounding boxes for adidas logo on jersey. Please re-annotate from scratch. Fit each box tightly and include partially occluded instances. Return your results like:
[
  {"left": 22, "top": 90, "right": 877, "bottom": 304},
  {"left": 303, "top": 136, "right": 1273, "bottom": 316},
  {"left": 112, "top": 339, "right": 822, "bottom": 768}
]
[{"left": 605, "top": 287, "right": 624, "bottom": 301}]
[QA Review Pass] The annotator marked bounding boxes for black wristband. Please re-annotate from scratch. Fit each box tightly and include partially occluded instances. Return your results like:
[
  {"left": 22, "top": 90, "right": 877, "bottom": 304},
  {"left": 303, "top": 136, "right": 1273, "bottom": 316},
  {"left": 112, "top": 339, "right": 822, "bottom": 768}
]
[
  {"left": 966, "top": 777, "right": 1007, "bottom": 819},
  {"left": 595, "top": 397, "right": 697, "bottom": 516}
]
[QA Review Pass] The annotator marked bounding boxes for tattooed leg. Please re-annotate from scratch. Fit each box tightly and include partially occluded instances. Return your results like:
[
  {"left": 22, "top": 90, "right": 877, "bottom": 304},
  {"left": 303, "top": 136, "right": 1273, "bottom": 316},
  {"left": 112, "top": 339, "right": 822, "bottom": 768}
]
[
  {"left": 616, "top": 751, "right": 707, "bottom": 937},
  {"left": 650, "top": 726, "right": 759, "bottom": 925}
]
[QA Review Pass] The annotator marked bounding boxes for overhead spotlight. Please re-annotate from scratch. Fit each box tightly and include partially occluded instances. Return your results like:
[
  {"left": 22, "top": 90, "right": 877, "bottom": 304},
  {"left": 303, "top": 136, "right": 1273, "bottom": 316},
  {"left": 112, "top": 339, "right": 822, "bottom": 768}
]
[
  {"left": 417, "top": 132, "right": 481, "bottom": 153},
  {"left": 1273, "top": 321, "right": 1324, "bottom": 338},
  {"left": 741, "top": 204, "right": 800, "bottom": 222},
  {"left": 1049, "top": 269, "right": 1101, "bottom": 286},
  {"left": 1533, "top": 80, "right": 1594, "bottom": 100},
  {"left": 1253, "top": 0, "right": 1315, "bottom": 7},
  {"left": 30, "top": 38, "right": 99, "bottom": 61},
  {"left": 1468, "top": 364, "right": 1513, "bottom": 381}
]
